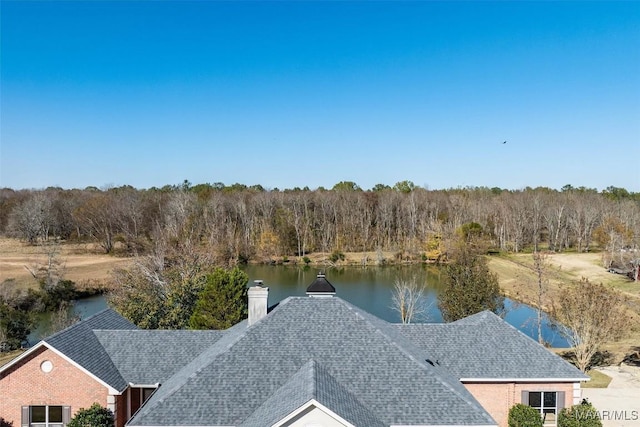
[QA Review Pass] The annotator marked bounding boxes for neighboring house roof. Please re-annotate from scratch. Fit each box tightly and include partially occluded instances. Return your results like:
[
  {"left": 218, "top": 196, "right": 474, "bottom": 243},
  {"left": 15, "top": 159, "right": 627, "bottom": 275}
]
[
  {"left": 128, "top": 297, "right": 496, "bottom": 427},
  {"left": 94, "top": 329, "right": 225, "bottom": 385},
  {"left": 397, "top": 310, "right": 588, "bottom": 381}
]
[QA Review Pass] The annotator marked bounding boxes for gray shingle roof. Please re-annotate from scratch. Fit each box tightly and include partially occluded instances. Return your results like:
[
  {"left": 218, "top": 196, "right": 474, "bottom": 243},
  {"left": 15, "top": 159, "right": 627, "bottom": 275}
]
[
  {"left": 239, "top": 359, "right": 387, "bottom": 427},
  {"left": 128, "top": 297, "right": 496, "bottom": 427},
  {"left": 44, "top": 308, "right": 137, "bottom": 391},
  {"left": 40, "top": 301, "right": 584, "bottom": 426},
  {"left": 397, "top": 310, "right": 588, "bottom": 380},
  {"left": 94, "top": 330, "right": 225, "bottom": 385}
]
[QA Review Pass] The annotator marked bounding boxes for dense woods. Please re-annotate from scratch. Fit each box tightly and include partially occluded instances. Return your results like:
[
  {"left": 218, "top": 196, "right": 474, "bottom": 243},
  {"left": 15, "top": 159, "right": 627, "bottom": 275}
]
[{"left": 1, "top": 182, "right": 639, "bottom": 267}]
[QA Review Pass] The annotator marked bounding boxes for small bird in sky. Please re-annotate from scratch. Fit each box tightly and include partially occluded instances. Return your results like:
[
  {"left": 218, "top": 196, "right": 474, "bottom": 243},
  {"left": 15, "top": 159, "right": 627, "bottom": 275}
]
[{"left": 502, "top": 141, "right": 507, "bottom": 144}]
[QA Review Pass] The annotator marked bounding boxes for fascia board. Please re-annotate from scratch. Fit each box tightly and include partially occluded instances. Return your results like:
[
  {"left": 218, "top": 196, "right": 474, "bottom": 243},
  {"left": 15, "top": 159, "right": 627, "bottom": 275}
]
[{"left": 273, "top": 398, "right": 356, "bottom": 427}]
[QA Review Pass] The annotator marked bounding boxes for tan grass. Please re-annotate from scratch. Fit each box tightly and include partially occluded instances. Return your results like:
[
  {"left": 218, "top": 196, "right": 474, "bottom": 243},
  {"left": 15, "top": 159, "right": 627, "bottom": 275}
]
[
  {"left": 0, "top": 349, "right": 24, "bottom": 367},
  {"left": 0, "top": 237, "right": 132, "bottom": 291},
  {"left": 489, "top": 252, "right": 640, "bottom": 362}
]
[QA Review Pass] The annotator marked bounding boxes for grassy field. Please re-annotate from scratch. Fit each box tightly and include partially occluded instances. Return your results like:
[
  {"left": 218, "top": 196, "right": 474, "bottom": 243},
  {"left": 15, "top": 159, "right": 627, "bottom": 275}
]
[
  {"left": 0, "top": 237, "right": 132, "bottom": 291},
  {"left": 488, "top": 251, "right": 640, "bottom": 361},
  {"left": 488, "top": 252, "right": 637, "bottom": 303}
]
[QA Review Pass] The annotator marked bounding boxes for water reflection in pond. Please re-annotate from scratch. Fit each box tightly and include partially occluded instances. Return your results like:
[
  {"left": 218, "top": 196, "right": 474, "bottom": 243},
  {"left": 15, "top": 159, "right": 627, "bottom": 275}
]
[{"left": 31, "top": 265, "right": 568, "bottom": 347}]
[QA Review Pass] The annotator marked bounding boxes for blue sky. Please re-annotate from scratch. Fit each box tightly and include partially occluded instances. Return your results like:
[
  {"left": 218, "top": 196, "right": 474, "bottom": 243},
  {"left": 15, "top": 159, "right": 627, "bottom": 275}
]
[{"left": 1, "top": 1, "right": 639, "bottom": 192}]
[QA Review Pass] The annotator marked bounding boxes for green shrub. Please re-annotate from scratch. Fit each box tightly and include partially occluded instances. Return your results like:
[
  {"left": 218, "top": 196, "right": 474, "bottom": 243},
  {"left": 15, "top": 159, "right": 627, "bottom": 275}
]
[
  {"left": 329, "top": 251, "right": 345, "bottom": 263},
  {"left": 302, "top": 256, "right": 311, "bottom": 265},
  {"left": 0, "top": 416, "right": 13, "bottom": 427},
  {"left": 508, "top": 403, "right": 543, "bottom": 427},
  {"left": 67, "top": 403, "right": 114, "bottom": 427},
  {"left": 0, "top": 301, "right": 33, "bottom": 351},
  {"left": 39, "top": 280, "right": 78, "bottom": 311},
  {"left": 558, "top": 399, "right": 602, "bottom": 427}
]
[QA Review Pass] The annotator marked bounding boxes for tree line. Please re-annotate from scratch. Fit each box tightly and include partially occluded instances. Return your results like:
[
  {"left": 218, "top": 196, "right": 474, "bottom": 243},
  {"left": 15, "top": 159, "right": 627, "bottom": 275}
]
[{"left": 1, "top": 182, "right": 638, "bottom": 265}]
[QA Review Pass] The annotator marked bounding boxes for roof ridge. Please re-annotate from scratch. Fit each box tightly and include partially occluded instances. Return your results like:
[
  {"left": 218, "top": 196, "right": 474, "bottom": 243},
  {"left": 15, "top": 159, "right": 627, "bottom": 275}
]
[
  {"left": 131, "top": 297, "right": 303, "bottom": 423},
  {"left": 43, "top": 307, "right": 117, "bottom": 341},
  {"left": 129, "top": 320, "right": 250, "bottom": 422},
  {"left": 335, "top": 298, "right": 495, "bottom": 424},
  {"left": 239, "top": 358, "right": 386, "bottom": 427}
]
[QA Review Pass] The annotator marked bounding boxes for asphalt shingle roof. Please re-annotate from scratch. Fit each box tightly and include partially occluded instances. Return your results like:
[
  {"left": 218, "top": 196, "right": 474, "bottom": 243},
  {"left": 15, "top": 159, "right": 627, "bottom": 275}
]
[
  {"left": 397, "top": 310, "right": 588, "bottom": 380},
  {"left": 40, "top": 300, "right": 585, "bottom": 426},
  {"left": 44, "top": 308, "right": 137, "bottom": 391},
  {"left": 239, "top": 359, "right": 387, "bottom": 427},
  {"left": 129, "top": 297, "right": 496, "bottom": 427},
  {"left": 94, "top": 329, "right": 225, "bottom": 385}
]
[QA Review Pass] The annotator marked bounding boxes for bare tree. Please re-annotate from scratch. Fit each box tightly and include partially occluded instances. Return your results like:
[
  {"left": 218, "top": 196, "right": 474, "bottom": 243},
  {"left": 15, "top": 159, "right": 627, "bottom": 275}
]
[
  {"left": 532, "top": 251, "right": 549, "bottom": 344},
  {"left": 46, "top": 301, "right": 80, "bottom": 336},
  {"left": 24, "top": 239, "right": 65, "bottom": 290},
  {"left": 593, "top": 216, "right": 632, "bottom": 269},
  {"left": 391, "top": 276, "right": 430, "bottom": 324},
  {"left": 552, "top": 278, "right": 627, "bottom": 372},
  {"left": 8, "top": 192, "right": 54, "bottom": 244},
  {"left": 73, "top": 192, "right": 118, "bottom": 253},
  {"left": 2, "top": 184, "right": 638, "bottom": 265}
]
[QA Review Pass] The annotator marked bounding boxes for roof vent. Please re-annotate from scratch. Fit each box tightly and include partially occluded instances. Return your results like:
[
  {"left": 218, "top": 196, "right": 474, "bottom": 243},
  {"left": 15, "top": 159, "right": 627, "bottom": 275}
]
[{"left": 306, "top": 272, "right": 336, "bottom": 297}]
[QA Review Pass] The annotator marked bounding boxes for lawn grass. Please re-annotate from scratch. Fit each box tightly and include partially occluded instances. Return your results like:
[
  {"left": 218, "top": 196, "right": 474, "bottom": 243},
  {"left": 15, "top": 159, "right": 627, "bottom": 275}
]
[
  {"left": 581, "top": 369, "right": 613, "bottom": 388},
  {"left": 488, "top": 251, "right": 640, "bottom": 363}
]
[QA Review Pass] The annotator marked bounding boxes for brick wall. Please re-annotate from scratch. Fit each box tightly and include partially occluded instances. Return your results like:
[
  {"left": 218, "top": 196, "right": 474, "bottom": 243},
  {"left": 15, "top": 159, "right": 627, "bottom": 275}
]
[
  {"left": 0, "top": 346, "right": 108, "bottom": 425},
  {"left": 463, "top": 381, "right": 577, "bottom": 427}
]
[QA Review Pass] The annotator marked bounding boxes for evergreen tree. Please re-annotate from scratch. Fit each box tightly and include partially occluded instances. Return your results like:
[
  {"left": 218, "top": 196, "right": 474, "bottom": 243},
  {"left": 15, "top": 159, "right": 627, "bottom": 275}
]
[
  {"left": 438, "top": 249, "right": 504, "bottom": 322},
  {"left": 0, "top": 300, "right": 32, "bottom": 351},
  {"left": 189, "top": 267, "right": 249, "bottom": 330}
]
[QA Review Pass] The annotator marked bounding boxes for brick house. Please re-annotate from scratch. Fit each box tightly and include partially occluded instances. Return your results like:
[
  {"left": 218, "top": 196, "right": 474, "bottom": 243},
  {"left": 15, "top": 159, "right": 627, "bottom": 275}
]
[{"left": 0, "top": 274, "right": 587, "bottom": 427}]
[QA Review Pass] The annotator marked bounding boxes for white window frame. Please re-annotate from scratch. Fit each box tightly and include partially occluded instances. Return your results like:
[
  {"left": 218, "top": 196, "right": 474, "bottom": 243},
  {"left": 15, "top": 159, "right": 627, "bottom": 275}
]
[{"left": 528, "top": 391, "right": 559, "bottom": 426}]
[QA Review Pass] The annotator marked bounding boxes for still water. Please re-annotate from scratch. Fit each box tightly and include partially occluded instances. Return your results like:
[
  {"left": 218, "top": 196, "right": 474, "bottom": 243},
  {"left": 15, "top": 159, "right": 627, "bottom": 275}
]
[{"left": 30, "top": 265, "right": 568, "bottom": 347}]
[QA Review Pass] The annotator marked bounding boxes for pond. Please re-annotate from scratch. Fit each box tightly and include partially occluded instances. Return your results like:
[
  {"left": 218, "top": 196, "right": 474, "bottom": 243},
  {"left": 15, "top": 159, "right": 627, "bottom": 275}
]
[{"left": 29, "top": 264, "right": 568, "bottom": 347}]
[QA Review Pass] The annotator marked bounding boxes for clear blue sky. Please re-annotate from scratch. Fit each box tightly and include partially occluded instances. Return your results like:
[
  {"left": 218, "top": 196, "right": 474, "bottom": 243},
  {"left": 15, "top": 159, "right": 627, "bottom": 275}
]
[{"left": 1, "top": 1, "right": 639, "bottom": 192}]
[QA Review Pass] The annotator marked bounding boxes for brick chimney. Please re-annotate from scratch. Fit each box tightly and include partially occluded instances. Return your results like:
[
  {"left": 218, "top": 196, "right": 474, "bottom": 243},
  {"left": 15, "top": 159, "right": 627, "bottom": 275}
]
[{"left": 248, "top": 280, "right": 268, "bottom": 326}]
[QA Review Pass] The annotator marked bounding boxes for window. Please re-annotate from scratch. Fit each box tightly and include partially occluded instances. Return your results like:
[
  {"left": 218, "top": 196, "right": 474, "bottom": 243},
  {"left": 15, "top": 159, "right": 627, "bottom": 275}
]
[
  {"left": 142, "top": 387, "right": 155, "bottom": 402},
  {"left": 522, "top": 391, "right": 565, "bottom": 426},
  {"left": 21, "top": 406, "right": 70, "bottom": 427},
  {"left": 128, "top": 387, "right": 157, "bottom": 418}
]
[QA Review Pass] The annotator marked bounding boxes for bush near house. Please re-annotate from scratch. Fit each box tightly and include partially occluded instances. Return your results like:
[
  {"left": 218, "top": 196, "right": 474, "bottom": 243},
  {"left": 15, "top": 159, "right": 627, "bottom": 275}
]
[
  {"left": 67, "top": 403, "right": 114, "bottom": 427},
  {"left": 508, "top": 403, "right": 543, "bottom": 427},
  {"left": 558, "top": 399, "right": 602, "bottom": 427}
]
